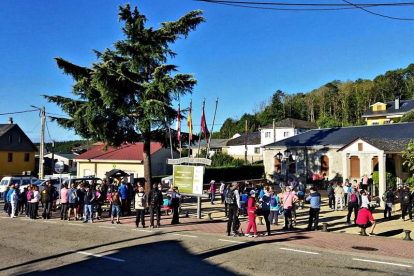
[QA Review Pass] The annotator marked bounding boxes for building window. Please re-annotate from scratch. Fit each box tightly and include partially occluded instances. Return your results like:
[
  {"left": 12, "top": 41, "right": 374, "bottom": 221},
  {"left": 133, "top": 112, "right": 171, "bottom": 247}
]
[
  {"left": 372, "top": 120, "right": 379, "bottom": 125},
  {"left": 265, "top": 132, "right": 271, "bottom": 138},
  {"left": 84, "top": 169, "right": 90, "bottom": 176},
  {"left": 19, "top": 136, "right": 22, "bottom": 143},
  {"left": 350, "top": 156, "right": 360, "bottom": 178},
  {"left": 254, "top": 147, "right": 260, "bottom": 154},
  {"left": 284, "top": 131, "right": 289, "bottom": 137},
  {"left": 321, "top": 155, "right": 329, "bottom": 177},
  {"left": 8, "top": 135, "right": 12, "bottom": 143},
  {"left": 358, "top": 143, "right": 363, "bottom": 151},
  {"left": 24, "top": 153, "right": 30, "bottom": 162},
  {"left": 377, "top": 105, "right": 382, "bottom": 111},
  {"left": 8, "top": 153, "right": 13, "bottom": 162},
  {"left": 383, "top": 119, "right": 390, "bottom": 124}
]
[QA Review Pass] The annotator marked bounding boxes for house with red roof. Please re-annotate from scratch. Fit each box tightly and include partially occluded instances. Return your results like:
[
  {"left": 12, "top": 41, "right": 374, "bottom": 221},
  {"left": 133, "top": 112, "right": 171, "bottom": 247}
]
[{"left": 74, "top": 142, "right": 179, "bottom": 179}]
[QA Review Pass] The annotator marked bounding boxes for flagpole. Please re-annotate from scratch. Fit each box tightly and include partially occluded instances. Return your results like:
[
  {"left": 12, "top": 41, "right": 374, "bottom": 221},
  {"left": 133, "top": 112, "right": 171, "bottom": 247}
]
[
  {"left": 188, "top": 99, "right": 192, "bottom": 158},
  {"left": 168, "top": 125, "right": 174, "bottom": 159},
  {"left": 197, "top": 99, "right": 205, "bottom": 157},
  {"left": 178, "top": 102, "right": 182, "bottom": 158},
  {"left": 206, "top": 98, "right": 219, "bottom": 158}
]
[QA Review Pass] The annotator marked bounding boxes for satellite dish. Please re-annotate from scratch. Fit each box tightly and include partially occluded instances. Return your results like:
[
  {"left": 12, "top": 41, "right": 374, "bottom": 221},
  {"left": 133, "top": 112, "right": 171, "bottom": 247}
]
[{"left": 55, "top": 161, "right": 64, "bottom": 174}]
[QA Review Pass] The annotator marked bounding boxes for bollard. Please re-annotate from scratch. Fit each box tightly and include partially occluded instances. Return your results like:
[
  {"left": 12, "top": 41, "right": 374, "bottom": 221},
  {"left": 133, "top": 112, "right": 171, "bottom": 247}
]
[
  {"left": 403, "top": 230, "right": 413, "bottom": 241},
  {"left": 206, "top": 213, "right": 213, "bottom": 221},
  {"left": 257, "top": 216, "right": 264, "bottom": 225},
  {"left": 322, "top": 223, "right": 329, "bottom": 232},
  {"left": 360, "top": 227, "right": 368, "bottom": 236}
]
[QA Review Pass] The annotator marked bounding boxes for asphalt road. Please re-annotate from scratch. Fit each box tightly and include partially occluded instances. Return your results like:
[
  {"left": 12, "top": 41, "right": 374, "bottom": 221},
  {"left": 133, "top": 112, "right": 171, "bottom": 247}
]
[{"left": 0, "top": 214, "right": 413, "bottom": 276}]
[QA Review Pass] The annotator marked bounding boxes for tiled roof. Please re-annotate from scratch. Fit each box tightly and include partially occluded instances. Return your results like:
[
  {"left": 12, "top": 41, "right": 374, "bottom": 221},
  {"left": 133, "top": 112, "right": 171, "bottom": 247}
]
[
  {"left": 74, "top": 142, "right": 163, "bottom": 161},
  {"left": 226, "top": 132, "right": 261, "bottom": 146},
  {"left": 362, "top": 138, "right": 412, "bottom": 152},
  {"left": 261, "top": 118, "right": 317, "bottom": 130},
  {"left": 362, "top": 100, "right": 414, "bottom": 117},
  {"left": 264, "top": 122, "right": 414, "bottom": 149},
  {"left": 0, "top": 124, "right": 14, "bottom": 137}
]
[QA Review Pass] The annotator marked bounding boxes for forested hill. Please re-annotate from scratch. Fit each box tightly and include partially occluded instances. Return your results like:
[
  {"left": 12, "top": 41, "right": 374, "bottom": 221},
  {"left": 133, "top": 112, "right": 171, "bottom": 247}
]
[
  {"left": 35, "top": 140, "right": 91, "bottom": 153},
  {"left": 216, "top": 63, "right": 414, "bottom": 139}
]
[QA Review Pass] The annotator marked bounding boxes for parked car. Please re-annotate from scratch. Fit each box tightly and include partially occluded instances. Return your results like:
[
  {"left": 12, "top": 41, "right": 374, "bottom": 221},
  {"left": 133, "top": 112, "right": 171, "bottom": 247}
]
[{"left": 0, "top": 176, "right": 38, "bottom": 195}]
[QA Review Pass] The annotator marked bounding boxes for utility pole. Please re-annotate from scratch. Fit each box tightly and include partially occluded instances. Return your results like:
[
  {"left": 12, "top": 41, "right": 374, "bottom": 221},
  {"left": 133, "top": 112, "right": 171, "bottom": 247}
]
[
  {"left": 39, "top": 107, "right": 45, "bottom": 179},
  {"left": 244, "top": 120, "right": 248, "bottom": 165},
  {"left": 273, "top": 118, "right": 276, "bottom": 143},
  {"left": 51, "top": 140, "right": 55, "bottom": 174}
]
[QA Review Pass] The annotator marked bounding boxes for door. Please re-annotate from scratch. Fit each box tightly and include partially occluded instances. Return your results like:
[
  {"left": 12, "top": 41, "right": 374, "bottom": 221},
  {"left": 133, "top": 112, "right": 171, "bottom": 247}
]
[
  {"left": 350, "top": 156, "right": 360, "bottom": 178},
  {"left": 320, "top": 155, "right": 329, "bottom": 177},
  {"left": 274, "top": 158, "right": 281, "bottom": 173}
]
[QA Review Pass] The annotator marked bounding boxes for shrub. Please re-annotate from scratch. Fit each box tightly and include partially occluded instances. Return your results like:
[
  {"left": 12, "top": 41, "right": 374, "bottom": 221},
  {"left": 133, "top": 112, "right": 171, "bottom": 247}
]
[{"left": 372, "top": 171, "right": 397, "bottom": 189}]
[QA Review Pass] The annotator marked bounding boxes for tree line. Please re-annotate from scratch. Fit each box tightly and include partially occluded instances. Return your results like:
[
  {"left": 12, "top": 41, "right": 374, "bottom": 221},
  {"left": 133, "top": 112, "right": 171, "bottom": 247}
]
[{"left": 216, "top": 63, "right": 414, "bottom": 138}]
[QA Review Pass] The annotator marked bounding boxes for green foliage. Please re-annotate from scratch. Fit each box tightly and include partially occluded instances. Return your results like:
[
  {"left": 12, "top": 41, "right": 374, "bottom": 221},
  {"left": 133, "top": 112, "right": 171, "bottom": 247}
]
[
  {"left": 405, "top": 175, "right": 414, "bottom": 188},
  {"left": 402, "top": 139, "right": 414, "bottom": 172},
  {"left": 37, "top": 140, "right": 91, "bottom": 153},
  {"left": 400, "top": 110, "right": 414, "bottom": 123},
  {"left": 210, "top": 152, "right": 244, "bottom": 167},
  {"left": 372, "top": 171, "right": 397, "bottom": 188},
  {"left": 205, "top": 165, "right": 264, "bottom": 182},
  {"left": 316, "top": 115, "right": 342, "bottom": 128}
]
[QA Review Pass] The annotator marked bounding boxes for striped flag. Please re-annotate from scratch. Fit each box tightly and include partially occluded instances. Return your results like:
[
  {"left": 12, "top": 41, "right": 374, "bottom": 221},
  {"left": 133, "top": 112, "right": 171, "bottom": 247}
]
[
  {"left": 176, "top": 104, "right": 181, "bottom": 141},
  {"left": 201, "top": 105, "right": 209, "bottom": 142},
  {"left": 187, "top": 106, "right": 193, "bottom": 141}
]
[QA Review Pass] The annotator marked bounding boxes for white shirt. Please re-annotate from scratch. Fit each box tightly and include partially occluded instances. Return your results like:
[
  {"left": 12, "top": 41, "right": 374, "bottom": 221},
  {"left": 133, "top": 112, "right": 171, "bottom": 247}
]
[{"left": 361, "top": 195, "right": 370, "bottom": 208}]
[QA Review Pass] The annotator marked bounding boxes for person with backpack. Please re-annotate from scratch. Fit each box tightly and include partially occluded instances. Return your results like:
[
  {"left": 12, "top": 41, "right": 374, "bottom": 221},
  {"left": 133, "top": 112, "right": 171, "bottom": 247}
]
[
  {"left": 171, "top": 186, "right": 181, "bottom": 225},
  {"left": 118, "top": 181, "right": 128, "bottom": 216},
  {"left": 134, "top": 186, "right": 146, "bottom": 228},
  {"left": 281, "top": 186, "right": 298, "bottom": 230},
  {"left": 260, "top": 188, "right": 271, "bottom": 236},
  {"left": 42, "top": 181, "right": 54, "bottom": 219},
  {"left": 226, "top": 182, "right": 241, "bottom": 237},
  {"left": 346, "top": 188, "right": 361, "bottom": 224},
  {"left": 67, "top": 183, "right": 78, "bottom": 221},
  {"left": 327, "top": 182, "right": 335, "bottom": 210},
  {"left": 110, "top": 186, "right": 122, "bottom": 224},
  {"left": 245, "top": 190, "right": 258, "bottom": 238},
  {"left": 240, "top": 191, "right": 248, "bottom": 217},
  {"left": 223, "top": 184, "right": 231, "bottom": 218},
  {"left": 269, "top": 189, "right": 280, "bottom": 225},
  {"left": 306, "top": 187, "right": 321, "bottom": 231},
  {"left": 401, "top": 187, "right": 413, "bottom": 221},
  {"left": 382, "top": 186, "right": 395, "bottom": 219},
  {"left": 334, "top": 183, "right": 345, "bottom": 211},
  {"left": 60, "top": 184, "right": 69, "bottom": 220},
  {"left": 148, "top": 184, "right": 163, "bottom": 228},
  {"left": 297, "top": 181, "right": 305, "bottom": 209}
]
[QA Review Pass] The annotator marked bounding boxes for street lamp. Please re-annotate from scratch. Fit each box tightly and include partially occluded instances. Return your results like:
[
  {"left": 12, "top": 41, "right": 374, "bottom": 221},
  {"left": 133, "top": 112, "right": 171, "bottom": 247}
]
[{"left": 275, "top": 149, "right": 298, "bottom": 184}]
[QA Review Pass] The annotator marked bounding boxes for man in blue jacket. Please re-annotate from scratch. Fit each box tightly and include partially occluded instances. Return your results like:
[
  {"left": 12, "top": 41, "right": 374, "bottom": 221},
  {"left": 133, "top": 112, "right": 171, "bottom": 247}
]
[
  {"left": 7, "top": 184, "right": 16, "bottom": 217},
  {"left": 118, "top": 181, "right": 128, "bottom": 216},
  {"left": 306, "top": 187, "right": 321, "bottom": 231},
  {"left": 83, "top": 185, "right": 96, "bottom": 223}
]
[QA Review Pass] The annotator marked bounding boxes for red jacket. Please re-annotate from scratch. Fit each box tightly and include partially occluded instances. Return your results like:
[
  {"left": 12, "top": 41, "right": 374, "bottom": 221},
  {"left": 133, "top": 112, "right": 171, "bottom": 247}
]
[{"left": 247, "top": 197, "right": 256, "bottom": 213}]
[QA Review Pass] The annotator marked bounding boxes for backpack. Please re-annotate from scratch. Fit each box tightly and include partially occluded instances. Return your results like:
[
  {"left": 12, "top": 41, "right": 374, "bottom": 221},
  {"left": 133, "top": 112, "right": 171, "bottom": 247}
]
[
  {"left": 151, "top": 190, "right": 160, "bottom": 205},
  {"left": 270, "top": 196, "right": 277, "bottom": 207},
  {"left": 382, "top": 192, "right": 387, "bottom": 202},
  {"left": 136, "top": 193, "right": 145, "bottom": 208},
  {"left": 298, "top": 184, "right": 305, "bottom": 196},
  {"left": 350, "top": 194, "right": 357, "bottom": 203},
  {"left": 403, "top": 194, "right": 411, "bottom": 205},
  {"left": 225, "top": 189, "right": 236, "bottom": 205}
]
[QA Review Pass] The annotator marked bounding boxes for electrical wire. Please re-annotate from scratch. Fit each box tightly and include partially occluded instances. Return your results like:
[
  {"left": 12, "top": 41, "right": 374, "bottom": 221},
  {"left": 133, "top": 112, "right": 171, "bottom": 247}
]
[
  {"left": 343, "top": 0, "right": 414, "bottom": 20},
  {"left": 0, "top": 109, "right": 38, "bottom": 116},
  {"left": 45, "top": 119, "right": 53, "bottom": 142},
  {"left": 196, "top": 1, "right": 414, "bottom": 8}
]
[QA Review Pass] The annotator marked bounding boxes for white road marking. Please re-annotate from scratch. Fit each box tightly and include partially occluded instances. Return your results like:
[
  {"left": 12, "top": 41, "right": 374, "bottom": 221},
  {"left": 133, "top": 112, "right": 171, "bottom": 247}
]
[
  {"left": 131, "top": 229, "right": 153, "bottom": 233},
  {"left": 279, "top": 248, "right": 320, "bottom": 255},
  {"left": 99, "top": 226, "right": 116, "bottom": 229},
  {"left": 171, "top": 233, "right": 197, "bottom": 238},
  {"left": 68, "top": 223, "right": 85, "bottom": 227},
  {"left": 75, "top": 251, "right": 125, "bottom": 262},
  {"left": 352, "top": 258, "right": 412, "bottom": 268},
  {"left": 218, "top": 239, "right": 247, "bottom": 244}
]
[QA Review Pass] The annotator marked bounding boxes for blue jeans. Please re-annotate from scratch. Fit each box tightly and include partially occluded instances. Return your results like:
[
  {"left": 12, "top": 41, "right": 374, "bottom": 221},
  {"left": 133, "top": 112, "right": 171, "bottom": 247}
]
[
  {"left": 84, "top": 204, "right": 93, "bottom": 222},
  {"left": 111, "top": 205, "right": 121, "bottom": 218}
]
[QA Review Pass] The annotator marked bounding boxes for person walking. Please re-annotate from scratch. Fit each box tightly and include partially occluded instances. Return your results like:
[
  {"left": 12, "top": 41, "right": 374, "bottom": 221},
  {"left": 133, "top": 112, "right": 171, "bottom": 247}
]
[
  {"left": 209, "top": 180, "right": 216, "bottom": 205},
  {"left": 297, "top": 181, "right": 306, "bottom": 209},
  {"left": 30, "top": 186, "right": 40, "bottom": 220},
  {"left": 306, "top": 187, "right": 321, "bottom": 231},
  {"left": 171, "top": 186, "right": 181, "bottom": 224},
  {"left": 226, "top": 182, "right": 241, "bottom": 237},
  {"left": 346, "top": 188, "right": 361, "bottom": 224},
  {"left": 401, "top": 187, "right": 413, "bottom": 221},
  {"left": 334, "top": 183, "right": 345, "bottom": 211},
  {"left": 60, "top": 184, "right": 69, "bottom": 220},
  {"left": 148, "top": 184, "right": 163, "bottom": 228},
  {"left": 269, "top": 189, "right": 280, "bottom": 225},
  {"left": 110, "top": 187, "right": 122, "bottom": 224},
  {"left": 42, "top": 181, "right": 54, "bottom": 219},
  {"left": 67, "top": 183, "right": 77, "bottom": 221},
  {"left": 245, "top": 190, "right": 258, "bottom": 238},
  {"left": 261, "top": 188, "right": 271, "bottom": 236},
  {"left": 343, "top": 179, "right": 350, "bottom": 205},
  {"left": 134, "top": 186, "right": 146, "bottom": 228},
  {"left": 219, "top": 181, "right": 226, "bottom": 204},
  {"left": 281, "top": 186, "right": 297, "bottom": 230},
  {"left": 83, "top": 185, "right": 96, "bottom": 223},
  {"left": 383, "top": 186, "right": 395, "bottom": 219},
  {"left": 327, "top": 182, "right": 335, "bottom": 210}
]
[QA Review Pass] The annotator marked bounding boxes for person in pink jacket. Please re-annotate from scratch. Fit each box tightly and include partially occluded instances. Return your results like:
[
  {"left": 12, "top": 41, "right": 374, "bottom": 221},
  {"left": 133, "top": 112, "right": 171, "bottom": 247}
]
[
  {"left": 60, "top": 184, "right": 69, "bottom": 220},
  {"left": 209, "top": 180, "right": 216, "bottom": 205}
]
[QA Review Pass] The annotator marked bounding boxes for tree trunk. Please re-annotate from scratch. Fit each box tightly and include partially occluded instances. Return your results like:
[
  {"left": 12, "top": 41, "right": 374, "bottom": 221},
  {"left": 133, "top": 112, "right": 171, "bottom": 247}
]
[{"left": 143, "top": 132, "right": 152, "bottom": 195}]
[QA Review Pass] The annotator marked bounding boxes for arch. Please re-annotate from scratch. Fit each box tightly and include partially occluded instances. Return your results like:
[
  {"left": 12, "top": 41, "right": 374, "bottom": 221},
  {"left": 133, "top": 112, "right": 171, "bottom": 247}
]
[{"left": 320, "top": 155, "right": 329, "bottom": 177}]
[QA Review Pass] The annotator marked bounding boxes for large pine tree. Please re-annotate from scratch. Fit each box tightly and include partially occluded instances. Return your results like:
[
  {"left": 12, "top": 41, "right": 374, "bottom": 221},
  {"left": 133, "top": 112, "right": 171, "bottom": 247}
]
[{"left": 44, "top": 4, "right": 205, "bottom": 192}]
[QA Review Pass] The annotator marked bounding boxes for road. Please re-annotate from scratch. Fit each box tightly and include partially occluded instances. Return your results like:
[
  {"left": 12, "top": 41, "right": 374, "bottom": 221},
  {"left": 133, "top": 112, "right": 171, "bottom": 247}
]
[{"left": 0, "top": 213, "right": 413, "bottom": 276}]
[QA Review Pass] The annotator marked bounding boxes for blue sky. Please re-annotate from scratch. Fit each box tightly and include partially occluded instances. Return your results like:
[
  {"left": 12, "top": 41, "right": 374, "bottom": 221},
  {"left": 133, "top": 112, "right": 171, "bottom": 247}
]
[{"left": 1, "top": 0, "right": 414, "bottom": 142}]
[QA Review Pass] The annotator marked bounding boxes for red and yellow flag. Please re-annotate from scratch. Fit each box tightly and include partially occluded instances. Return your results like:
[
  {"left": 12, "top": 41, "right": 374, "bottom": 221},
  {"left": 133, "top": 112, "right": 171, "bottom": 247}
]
[{"left": 187, "top": 106, "right": 193, "bottom": 141}]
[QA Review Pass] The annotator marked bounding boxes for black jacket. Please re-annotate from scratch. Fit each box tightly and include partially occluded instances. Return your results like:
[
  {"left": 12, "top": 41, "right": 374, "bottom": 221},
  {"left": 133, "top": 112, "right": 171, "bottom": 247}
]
[
  {"left": 44, "top": 186, "right": 55, "bottom": 202},
  {"left": 148, "top": 189, "right": 163, "bottom": 206},
  {"left": 84, "top": 190, "right": 96, "bottom": 205}
]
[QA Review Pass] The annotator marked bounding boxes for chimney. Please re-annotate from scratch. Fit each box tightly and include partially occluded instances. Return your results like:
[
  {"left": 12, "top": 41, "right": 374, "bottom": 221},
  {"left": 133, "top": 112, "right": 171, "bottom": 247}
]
[
  {"left": 8, "top": 117, "right": 13, "bottom": 124},
  {"left": 395, "top": 98, "right": 400, "bottom": 110}
]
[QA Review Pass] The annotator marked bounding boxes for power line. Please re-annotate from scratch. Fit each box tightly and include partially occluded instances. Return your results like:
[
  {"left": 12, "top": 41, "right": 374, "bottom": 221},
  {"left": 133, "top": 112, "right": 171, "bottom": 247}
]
[
  {"left": 0, "top": 109, "right": 38, "bottom": 116},
  {"left": 197, "top": 1, "right": 414, "bottom": 7},
  {"left": 343, "top": 0, "right": 414, "bottom": 20},
  {"left": 45, "top": 119, "right": 53, "bottom": 142}
]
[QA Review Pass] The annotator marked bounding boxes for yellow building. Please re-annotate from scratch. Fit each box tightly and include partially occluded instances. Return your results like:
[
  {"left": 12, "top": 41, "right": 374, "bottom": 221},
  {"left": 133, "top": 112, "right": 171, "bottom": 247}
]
[
  {"left": 0, "top": 118, "right": 37, "bottom": 180},
  {"left": 362, "top": 99, "right": 414, "bottom": 125}
]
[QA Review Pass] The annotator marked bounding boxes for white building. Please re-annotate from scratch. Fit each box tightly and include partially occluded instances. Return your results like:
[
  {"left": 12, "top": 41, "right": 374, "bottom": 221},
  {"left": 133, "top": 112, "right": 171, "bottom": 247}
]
[
  {"left": 44, "top": 152, "right": 78, "bottom": 172},
  {"left": 226, "top": 132, "right": 262, "bottom": 163},
  {"left": 260, "top": 118, "right": 317, "bottom": 146}
]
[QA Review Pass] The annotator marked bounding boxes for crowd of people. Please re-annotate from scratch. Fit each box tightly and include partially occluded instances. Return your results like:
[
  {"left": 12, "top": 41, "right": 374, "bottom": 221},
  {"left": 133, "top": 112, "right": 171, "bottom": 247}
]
[{"left": 2, "top": 179, "right": 182, "bottom": 228}]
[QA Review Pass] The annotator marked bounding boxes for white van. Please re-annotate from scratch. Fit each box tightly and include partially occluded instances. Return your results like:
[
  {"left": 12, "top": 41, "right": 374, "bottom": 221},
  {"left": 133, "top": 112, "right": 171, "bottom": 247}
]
[{"left": 0, "top": 176, "right": 38, "bottom": 195}]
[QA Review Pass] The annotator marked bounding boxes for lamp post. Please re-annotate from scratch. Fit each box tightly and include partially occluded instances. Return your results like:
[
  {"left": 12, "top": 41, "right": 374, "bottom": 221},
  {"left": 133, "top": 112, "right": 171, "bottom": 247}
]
[{"left": 275, "top": 149, "right": 298, "bottom": 184}]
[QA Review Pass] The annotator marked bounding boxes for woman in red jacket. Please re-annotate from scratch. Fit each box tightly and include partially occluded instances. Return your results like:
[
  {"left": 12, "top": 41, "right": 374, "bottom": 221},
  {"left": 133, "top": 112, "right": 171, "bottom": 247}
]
[{"left": 245, "top": 190, "right": 258, "bottom": 238}]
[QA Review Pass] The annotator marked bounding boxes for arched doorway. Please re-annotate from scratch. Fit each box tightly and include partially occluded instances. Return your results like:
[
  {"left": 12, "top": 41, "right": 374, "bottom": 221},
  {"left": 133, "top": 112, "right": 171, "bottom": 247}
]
[
  {"left": 274, "top": 157, "right": 281, "bottom": 173},
  {"left": 321, "top": 155, "right": 329, "bottom": 177}
]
